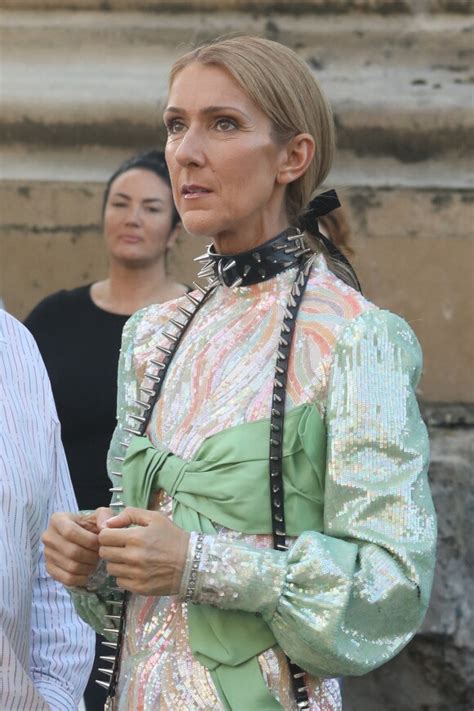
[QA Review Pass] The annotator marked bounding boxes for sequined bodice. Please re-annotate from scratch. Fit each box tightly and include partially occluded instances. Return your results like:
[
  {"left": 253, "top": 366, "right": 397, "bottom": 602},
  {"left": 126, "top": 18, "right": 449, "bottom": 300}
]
[{"left": 112, "top": 257, "right": 368, "bottom": 709}]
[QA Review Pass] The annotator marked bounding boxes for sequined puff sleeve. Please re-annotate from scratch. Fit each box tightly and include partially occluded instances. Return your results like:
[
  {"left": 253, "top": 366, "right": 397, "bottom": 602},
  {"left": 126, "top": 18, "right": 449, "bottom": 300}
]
[
  {"left": 68, "top": 309, "right": 145, "bottom": 636},
  {"left": 190, "top": 309, "right": 437, "bottom": 677}
]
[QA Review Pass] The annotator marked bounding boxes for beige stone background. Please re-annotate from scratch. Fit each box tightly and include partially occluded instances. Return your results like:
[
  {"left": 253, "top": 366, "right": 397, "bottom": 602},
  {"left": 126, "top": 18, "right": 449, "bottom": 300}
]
[{"left": 0, "top": 1, "right": 473, "bottom": 709}]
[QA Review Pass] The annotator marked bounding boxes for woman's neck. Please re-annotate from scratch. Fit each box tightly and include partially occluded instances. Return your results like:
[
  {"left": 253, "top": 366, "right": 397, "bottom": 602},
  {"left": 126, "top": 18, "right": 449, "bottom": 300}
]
[{"left": 91, "top": 260, "right": 184, "bottom": 315}]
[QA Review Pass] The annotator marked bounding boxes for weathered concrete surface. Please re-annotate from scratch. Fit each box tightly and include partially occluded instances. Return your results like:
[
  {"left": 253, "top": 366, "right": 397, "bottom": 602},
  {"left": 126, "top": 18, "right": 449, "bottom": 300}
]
[
  {"left": 344, "top": 423, "right": 474, "bottom": 711},
  {"left": 1, "top": 11, "right": 473, "bottom": 159},
  {"left": 2, "top": 0, "right": 473, "bottom": 13},
  {"left": 2, "top": 178, "right": 472, "bottom": 402}
]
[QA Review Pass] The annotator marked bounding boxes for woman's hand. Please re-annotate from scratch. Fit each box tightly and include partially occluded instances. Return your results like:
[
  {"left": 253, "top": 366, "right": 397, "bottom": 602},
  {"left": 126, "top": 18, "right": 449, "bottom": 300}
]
[
  {"left": 42, "top": 507, "right": 113, "bottom": 587},
  {"left": 98, "top": 507, "right": 190, "bottom": 597}
]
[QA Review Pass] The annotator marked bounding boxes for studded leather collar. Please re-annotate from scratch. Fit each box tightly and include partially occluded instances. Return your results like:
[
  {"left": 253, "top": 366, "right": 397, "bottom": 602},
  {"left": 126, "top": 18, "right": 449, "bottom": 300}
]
[{"left": 194, "top": 227, "right": 311, "bottom": 288}]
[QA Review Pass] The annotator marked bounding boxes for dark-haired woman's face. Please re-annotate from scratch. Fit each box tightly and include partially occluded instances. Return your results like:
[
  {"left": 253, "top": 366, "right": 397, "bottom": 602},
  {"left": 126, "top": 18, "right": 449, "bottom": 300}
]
[{"left": 103, "top": 168, "right": 178, "bottom": 268}]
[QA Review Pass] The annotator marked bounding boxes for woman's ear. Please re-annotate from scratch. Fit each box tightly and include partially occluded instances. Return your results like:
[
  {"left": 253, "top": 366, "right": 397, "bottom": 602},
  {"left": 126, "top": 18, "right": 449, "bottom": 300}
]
[{"left": 276, "top": 133, "right": 315, "bottom": 186}]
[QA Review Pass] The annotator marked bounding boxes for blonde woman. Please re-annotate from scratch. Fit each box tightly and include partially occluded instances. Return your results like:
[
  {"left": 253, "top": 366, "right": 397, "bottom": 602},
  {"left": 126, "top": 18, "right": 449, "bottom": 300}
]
[{"left": 43, "top": 37, "right": 436, "bottom": 710}]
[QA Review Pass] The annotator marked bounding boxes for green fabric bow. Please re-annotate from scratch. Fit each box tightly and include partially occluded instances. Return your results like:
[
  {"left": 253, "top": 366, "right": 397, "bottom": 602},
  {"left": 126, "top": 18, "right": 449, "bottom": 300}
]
[{"left": 121, "top": 403, "right": 326, "bottom": 710}]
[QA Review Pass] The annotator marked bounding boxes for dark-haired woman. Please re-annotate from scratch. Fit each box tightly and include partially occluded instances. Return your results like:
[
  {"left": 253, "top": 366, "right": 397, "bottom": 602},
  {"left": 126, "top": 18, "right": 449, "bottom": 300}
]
[
  {"left": 26, "top": 150, "right": 186, "bottom": 709},
  {"left": 43, "top": 38, "right": 436, "bottom": 711}
]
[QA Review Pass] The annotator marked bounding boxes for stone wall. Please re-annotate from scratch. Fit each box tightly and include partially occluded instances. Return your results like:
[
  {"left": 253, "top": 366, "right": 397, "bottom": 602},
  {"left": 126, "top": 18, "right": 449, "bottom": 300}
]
[{"left": 0, "top": 2, "right": 472, "bottom": 709}]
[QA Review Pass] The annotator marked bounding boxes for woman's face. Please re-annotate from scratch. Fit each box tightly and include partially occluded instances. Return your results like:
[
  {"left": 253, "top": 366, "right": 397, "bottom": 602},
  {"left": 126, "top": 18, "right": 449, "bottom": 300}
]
[
  {"left": 103, "top": 168, "right": 178, "bottom": 268},
  {"left": 164, "top": 62, "right": 290, "bottom": 253}
]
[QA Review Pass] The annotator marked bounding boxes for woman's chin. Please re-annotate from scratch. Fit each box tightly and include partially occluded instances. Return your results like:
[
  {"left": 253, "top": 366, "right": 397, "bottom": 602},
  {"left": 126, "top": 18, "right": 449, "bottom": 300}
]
[{"left": 181, "top": 211, "right": 221, "bottom": 239}]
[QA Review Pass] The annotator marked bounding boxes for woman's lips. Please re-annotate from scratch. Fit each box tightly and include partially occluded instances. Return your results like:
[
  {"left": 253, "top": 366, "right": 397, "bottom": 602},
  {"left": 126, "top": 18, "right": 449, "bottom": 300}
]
[
  {"left": 120, "top": 234, "right": 142, "bottom": 243},
  {"left": 181, "top": 184, "right": 212, "bottom": 200}
]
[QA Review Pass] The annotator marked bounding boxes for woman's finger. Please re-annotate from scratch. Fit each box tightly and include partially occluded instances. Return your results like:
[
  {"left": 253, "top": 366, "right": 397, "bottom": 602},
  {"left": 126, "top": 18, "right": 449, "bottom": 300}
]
[
  {"left": 45, "top": 559, "right": 91, "bottom": 588},
  {"left": 99, "top": 545, "right": 130, "bottom": 564}
]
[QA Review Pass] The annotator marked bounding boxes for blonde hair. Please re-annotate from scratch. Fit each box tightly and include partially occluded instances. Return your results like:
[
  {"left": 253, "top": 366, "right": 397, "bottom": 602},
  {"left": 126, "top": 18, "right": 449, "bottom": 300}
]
[{"left": 169, "top": 35, "right": 335, "bottom": 223}]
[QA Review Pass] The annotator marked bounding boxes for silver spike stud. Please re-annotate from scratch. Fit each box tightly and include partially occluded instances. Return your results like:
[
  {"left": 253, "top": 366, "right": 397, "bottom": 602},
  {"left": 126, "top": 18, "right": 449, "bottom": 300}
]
[
  {"left": 192, "top": 281, "right": 207, "bottom": 295},
  {"left": 284, "top": 308, "right": 293, "bottom": 319},
  {"left": 295, "top": 248, "right": 311, "bottom": 258},
  {"left": 276, "top": 351, "right": 286, "bottom": 361},
  {"left": 163, "top": 331, "right": 179, "bottom": 343},
  {"left": 170, "top": 318, "right": 185, "bottom": 329},
  {"left": 304, "top": 256, "right": 315, "bottom": 275},
  {"left": 287, "top": 232, "right": 303, "bottom": 242},
  {"left": 110, "top": 501, "right": 124, "bottom": 509},
  {"left": 243, "top": 264, "right": 251, "bottom": 277},
  {"left": 292, "top": 283, "right": 301, "bottom": 298},
  {"left": 104, "top": 614, "right": 122, "bottom": 621},
  {"left": 98, "top": 667, "right": 114, "bottom": 677},
  {"left": 96, "top": 680, "right": 110, "bottom": 690},
  {"left": 197, "top": 267, "right": 215, "bottom": 280},
  {"left": 274, "top": 378, "right": 283, "bottom": 388},
  {"left": 252, "top": 252, "right": 261, "bottom": 263},
  {"left": 99, "top": 656, "right": 116, "bottom": 663},
  {"left": 145, "top": 373, "right": 161, "bottom": 383},
  {"left": 129, "top": 414, "right": 146, "bottom": 423},
  {"left": 178, "top": 305, "right": 194, "bottom": 318},
  {"left": 273, "top": 393, "right": 283, "bottom": 403},
  {"left": 156, "top": 345, "right": 172, "bottom": 356},
  {"left": 288, "top": 294, "right": 297, "bottom": 308},
  {"left": 222, "top": 259, "right": 236, "bottom": 273},
  {"left": 282, "top": 323, "right": 291, "bottom": 333},
  {"left": 185, "top": 292, "right": 201, "bottom": 307},
  {"left": 113, "top": 456, "right": 125, "bottom": 463},
  {"left": 109, "top": 486, "right": 123, "bottom": 494},
  {"left": 279, "top": 337, "right": 288, "bottom": 348},
  {"left": 106, "top": 600, "right": 123, "bottom": 607},
  {"left": 140, "top": 386, "right": 155, "bottom": 396},
  {"left": 102, "top": 641, "right": 118, "bottom": 650},
  {"left": 230, "top": 277, "right": 243, "bottom": 288},
  {"left": 110, "top": 471, "right": 122, "bottom": 478},
  {"left": 118, "top": 441, "right": 128, "bottom": 448},
  {"left": 276, "top": 366, "right": 284, "bottom": 374},
  {"left": 193, "top": 251, "right": 211, "bottom": 263},
  {"left": 103, "top": 628, "right": 120, "bottom": 635},
  {"left": 135, "top": 399, "right": 151, "bottom": 410},
  {"left": 150, "top": 360, "right": 166, "bottom": 369},
  {"left": 123, "top": 427, "right": 141, "bottom": 436}
]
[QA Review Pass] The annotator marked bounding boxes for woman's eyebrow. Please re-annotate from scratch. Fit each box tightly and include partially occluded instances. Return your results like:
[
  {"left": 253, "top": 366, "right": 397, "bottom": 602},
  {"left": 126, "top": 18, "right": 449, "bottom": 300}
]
[
  {"left": 112, "top": 192, "right": 164, "bottom": 204},
  {"left": 164, "top": 105, "right": 251, "bottom": 120}
]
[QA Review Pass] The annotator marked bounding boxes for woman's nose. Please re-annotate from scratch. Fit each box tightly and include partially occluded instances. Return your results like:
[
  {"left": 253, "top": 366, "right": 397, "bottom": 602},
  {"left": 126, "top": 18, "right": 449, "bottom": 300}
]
[
  {"left": 174, "top": 127, "right": 206, "bottom": 168},
  {"left": 125, "top": 205, "right": 142, "bottom": 225}
]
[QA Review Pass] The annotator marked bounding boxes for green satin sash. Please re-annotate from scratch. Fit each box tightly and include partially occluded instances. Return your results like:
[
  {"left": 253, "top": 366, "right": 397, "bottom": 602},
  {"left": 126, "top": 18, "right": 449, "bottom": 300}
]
[{"left": 121, "top": 403, "right": 326, "bottom": 710}]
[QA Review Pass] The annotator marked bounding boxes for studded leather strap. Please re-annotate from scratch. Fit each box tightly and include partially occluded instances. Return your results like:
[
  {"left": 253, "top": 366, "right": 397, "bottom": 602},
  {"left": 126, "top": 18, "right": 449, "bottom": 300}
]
[
  {"left": 269, "top": 257, "right": 313, "bottom": 709},
  {"left": 102, "top": 255, "right": 314, "bottom": 709}
]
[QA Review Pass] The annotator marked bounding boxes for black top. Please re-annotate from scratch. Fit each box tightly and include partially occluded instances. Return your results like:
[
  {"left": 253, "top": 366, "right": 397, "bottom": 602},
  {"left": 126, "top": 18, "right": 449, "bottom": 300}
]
[{"left": 24, "top": 285, "right": 130, "bottom": 510}]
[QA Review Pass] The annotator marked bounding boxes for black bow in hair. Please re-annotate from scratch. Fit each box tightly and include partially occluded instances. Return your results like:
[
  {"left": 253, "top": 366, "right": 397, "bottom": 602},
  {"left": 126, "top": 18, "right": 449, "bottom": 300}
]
[{"left": 296, "top": 189, "right": 362, "bottom": 294}]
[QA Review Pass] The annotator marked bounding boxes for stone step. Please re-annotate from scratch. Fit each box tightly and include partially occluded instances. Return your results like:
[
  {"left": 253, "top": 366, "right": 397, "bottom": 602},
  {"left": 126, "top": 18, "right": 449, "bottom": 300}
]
[
  {"left": 2, "top": 0, "right": 472, "bottom": 14},
  {"left": 1, "top": 10, "right": 473, "bottom": 160}
]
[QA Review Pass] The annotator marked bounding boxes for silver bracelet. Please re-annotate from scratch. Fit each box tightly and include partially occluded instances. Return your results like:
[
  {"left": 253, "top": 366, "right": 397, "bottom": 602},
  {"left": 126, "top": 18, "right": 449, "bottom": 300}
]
[{"left": 184, "top": 533, "right": 205, "bottom": 602}]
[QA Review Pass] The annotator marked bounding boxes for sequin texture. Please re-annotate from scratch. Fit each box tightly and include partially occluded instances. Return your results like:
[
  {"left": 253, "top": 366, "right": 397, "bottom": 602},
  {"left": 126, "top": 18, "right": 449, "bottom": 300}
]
[{"left": 70, "top": 255, "right": 436, "bottom": 709}]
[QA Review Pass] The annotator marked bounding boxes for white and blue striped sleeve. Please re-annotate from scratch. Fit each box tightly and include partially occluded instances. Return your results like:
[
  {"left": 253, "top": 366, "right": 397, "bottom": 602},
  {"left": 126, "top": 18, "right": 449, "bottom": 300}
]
[
  {"left": 29, "top": 413, "right": 95, "bottom": 709},
  {"left": 0, "top": 311, "right": 94, "bottom": 710}
]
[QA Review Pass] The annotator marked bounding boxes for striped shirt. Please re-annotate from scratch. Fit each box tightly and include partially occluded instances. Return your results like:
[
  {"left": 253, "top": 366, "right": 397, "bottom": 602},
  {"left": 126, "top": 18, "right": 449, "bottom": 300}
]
[{"left": 0, "top": 311, "right": 94, "bottom": 710}]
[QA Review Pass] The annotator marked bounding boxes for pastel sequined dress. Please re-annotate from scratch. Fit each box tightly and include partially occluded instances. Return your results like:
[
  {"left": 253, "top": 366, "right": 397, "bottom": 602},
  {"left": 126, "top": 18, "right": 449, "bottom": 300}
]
[{"left": 72, "top": 254, "right": 436, "bottom": 710}]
